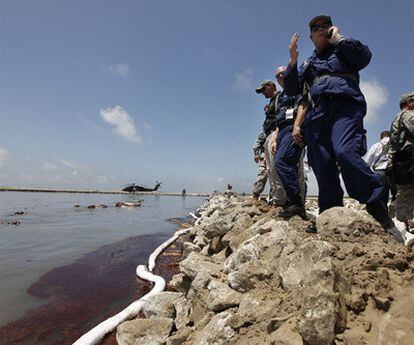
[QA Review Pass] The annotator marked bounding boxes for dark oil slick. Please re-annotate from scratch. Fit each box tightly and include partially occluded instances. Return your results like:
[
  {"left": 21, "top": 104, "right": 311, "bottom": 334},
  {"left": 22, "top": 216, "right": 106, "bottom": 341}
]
[{"left": 0, "top": 230, "right": 186, "bottom": 345}]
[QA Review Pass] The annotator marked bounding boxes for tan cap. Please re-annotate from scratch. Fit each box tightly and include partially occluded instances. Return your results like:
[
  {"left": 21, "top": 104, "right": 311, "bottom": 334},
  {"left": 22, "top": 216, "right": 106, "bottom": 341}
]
[{"left": 255, "top": 80, "right": 275, "bottom": 93}]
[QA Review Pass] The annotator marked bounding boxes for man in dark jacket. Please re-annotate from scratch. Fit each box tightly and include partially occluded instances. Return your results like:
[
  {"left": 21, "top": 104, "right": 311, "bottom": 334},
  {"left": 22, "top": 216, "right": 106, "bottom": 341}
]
[
  {"left": 270, "top": 66, "right": 307, "bottom": 219},
  {"left": 284, "top": 15, "right": 402, "bottom": 242}
]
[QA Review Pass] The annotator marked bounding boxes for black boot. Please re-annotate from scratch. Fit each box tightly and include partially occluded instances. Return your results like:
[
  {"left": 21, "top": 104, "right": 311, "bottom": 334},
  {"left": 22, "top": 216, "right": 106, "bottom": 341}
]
[
  {"left": 278, "top": 203, "right": 307, "bottom": 220},
  {"left": 366, "top": 200, "right": 392, "bottom": 228},
  {"left": 305, "top": 221, "right": 317, "bottom": 233}
]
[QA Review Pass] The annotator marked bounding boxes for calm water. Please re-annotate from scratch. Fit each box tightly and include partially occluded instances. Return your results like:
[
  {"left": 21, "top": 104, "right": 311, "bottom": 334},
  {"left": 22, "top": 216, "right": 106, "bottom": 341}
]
[{"left": 0, "top": 191, "right": 204, "bottom": 326}]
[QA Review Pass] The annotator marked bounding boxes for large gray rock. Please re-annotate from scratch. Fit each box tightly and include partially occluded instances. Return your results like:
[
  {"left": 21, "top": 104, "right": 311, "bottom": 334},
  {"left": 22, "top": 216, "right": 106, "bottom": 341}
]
[
  {"left": 193, "top": 235, "right": 208, "bottom": 248},
  {"left": 166, "top": 327, "right": 192, "bottom": 345},
  {"left": 169, "top": 273, "right": 192, "bottom": 294},
  {"left": 228, "top": 260, "right": 273, "bottom": 292},
  {"left": 221, "top": 213, "right": 254, "bottom": 251},
  {"left": 238, "top": 293, "right": 281, "bottom": 323},
  {"left": 316, "top": 206, "right": 378, "bottom": 236},
  {"left": 299, "top": 258, "right": 337, "bottom": 345},
  {"left": 204, "top": 220, "right": 233, "bottom": 239},
  {"left": 238, "top": 292, "right": 262, "bottom": 319},
  {"left": 182, "top": 241, "right": 201, "bottom": 258},
  {"left": 225, "top": 222, "right": 295, "bottom": 274},
  {"left": 269, "top": 318, "right": 303, "bottom": 345},
  {"left": 224, "top": 234, "right": 265, "bottom": 274},
  {"left": 143, "top": 292, "right": 183, "bottom": 319},
  {"left": 180, "top": 251, "right": 221, "bottom": 280},
  {"left": 116, "top": 318, "right": 174, "bottom": 345},
  {"left": 187, "top": 271, "right": 213, "bottom": 299},
  {"left": 192, "top": 311, "right": 236, "bottom": 344},
  {"left": 279, "top": 239, "right": 335, "bottom": 291},
  {"left": 208, "top": 236, "right": 224, "bottom": 254},
  {"left": 251, "top": 219, "right": 290, "bottom": 236},
  {"left": 206, "top": 280, "right": 242, "bottom": 312},
  {"left": 173, "top": 295, "right": 192, "bottom": 330}
]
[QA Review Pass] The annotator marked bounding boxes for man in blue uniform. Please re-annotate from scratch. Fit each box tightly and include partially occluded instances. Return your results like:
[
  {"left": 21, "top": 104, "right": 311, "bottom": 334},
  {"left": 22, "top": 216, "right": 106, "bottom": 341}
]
[
  {"left": 270, "top": 66, "right": 307, "bottom": 219},
  {"left": 284, "top": 15, "right": 402, "bottom": 241}
]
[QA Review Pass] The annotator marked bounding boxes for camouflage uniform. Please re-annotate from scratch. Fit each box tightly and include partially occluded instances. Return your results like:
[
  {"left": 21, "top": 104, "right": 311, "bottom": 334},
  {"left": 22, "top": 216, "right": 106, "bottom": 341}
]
[
  {"left": 252, "top": 131, "right": 268, "bottom": 196},
  {"left": 388, "top": 92, "right": 414, "bottom": 225}
]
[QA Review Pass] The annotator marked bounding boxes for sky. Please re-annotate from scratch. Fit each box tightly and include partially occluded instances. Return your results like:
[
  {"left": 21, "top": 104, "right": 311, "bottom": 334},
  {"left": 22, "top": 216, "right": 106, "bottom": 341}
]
[{"left": 1, "top": 0, "right": 413, "bottom": 194}]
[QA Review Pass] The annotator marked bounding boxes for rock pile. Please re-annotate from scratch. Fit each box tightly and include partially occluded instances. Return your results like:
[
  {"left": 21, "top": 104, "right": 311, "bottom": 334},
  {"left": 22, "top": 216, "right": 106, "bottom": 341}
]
[{"left": 117, "top": 193, "right": 414, "bottom": 345}]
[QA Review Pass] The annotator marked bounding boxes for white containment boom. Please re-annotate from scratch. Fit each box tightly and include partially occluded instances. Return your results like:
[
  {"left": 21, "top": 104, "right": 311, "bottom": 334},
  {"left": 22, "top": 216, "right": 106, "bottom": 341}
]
[{"left": 72, "top": 216, "right": 197, "bottom": 345}]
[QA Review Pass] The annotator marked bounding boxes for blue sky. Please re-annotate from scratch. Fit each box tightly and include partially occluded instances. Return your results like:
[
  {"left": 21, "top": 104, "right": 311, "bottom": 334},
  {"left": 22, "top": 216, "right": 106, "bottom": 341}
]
[{"left": 1, "top": 0, "right": 413, "bottom": 194}]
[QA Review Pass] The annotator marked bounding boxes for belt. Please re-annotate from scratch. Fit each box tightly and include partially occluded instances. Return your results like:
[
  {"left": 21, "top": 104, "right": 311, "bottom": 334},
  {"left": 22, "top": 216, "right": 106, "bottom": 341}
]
[{"left": 314, "top": 72, "right": 359, "bottom": 83}]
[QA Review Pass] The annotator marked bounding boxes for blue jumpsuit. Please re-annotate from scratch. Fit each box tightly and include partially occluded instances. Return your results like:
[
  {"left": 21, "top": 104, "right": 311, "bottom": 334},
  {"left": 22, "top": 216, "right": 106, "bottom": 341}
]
[
  {"left": 274, "top": 91, "right": 303, "bottom": 206},
  {"left": 284, "top": 38, "right": 388, "bottom": 223}
]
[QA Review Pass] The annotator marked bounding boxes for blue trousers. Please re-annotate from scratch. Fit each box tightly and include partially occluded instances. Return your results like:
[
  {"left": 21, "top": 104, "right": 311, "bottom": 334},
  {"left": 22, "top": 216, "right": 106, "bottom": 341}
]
[
  {"left": 275, "top": 125, "right": 303, "bottom": 205},
  {"left": 375, "top": 170, "right": 390, "bottom": 207},
  {"left": 304, "top": 96, "right": 385, "bottom": 213}
]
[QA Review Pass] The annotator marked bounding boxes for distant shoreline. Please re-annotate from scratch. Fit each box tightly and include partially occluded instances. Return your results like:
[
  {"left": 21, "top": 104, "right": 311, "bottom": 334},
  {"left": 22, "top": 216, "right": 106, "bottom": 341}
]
[
  {"left": 0, "top": 187, "right": 323, "bottom": 199},
  {"left": 0, "top": 187, "right": 209, "bottom": 197}
]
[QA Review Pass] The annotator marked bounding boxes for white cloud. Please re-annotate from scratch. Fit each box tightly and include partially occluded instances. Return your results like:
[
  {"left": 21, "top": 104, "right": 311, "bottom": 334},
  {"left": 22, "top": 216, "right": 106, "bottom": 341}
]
[
  {"left": 232, "top": 68, "right": 254, "bottom": 90},
  {"left": 109, "top": 63, "right": 131, "bottom": 78},
  {"left": 217, "top": 176, "right": 225, "bottom": 183},
  {"left": 0, "top": 147, "right": 11, "bottom": 167},
  {"left": 360, "top": 78, "right": 389, "bottom": 123},
  {"left": 100, "top": 105, "right": 142, "bottom": 143}
]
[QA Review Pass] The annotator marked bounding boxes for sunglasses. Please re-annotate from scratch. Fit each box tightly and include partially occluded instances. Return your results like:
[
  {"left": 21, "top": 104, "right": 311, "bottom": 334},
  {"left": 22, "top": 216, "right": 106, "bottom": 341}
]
[
  {"left": 275, "top": 72, "right": 284, "bottom": 79},
  {"left": 311, "top": 22, "right": 331, "bottom": 32}
]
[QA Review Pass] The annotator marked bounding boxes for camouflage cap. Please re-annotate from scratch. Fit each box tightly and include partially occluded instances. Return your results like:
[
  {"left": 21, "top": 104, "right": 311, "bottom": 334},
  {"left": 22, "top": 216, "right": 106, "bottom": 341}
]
[
  {"left": 309, "top": 15, "right": 332, "bottom": 29},
  {"left": 399, "top": 91, "right": 414, "bottom": 105},
  {"left": 255, "top": 80, "right": 275, "bottom": 94}
]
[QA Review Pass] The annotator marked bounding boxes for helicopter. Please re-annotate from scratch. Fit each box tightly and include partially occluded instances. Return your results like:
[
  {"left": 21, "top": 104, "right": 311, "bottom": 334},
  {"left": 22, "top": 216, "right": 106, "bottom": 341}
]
[{"left": 122, "top": 181, "right": 162, "bottom": 192}]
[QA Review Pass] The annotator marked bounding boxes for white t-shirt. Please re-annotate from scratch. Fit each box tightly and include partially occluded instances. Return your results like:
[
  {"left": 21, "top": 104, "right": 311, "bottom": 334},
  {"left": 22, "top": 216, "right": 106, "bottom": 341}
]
[{"left": 364, "top": 137, "right": 389, "bottom": 171}]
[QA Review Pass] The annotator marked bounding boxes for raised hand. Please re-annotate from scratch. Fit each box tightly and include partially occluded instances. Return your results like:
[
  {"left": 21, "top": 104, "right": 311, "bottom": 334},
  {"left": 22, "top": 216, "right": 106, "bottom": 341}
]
[
  {"left": 289, "top": 33, "right": 299, "bottom": 67},
  {"left": 327, "top": 26, "right": 343, "bottom": 44}
]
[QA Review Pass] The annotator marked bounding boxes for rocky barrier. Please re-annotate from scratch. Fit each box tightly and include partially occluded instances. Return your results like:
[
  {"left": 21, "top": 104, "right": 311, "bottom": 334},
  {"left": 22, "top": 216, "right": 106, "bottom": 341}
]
[{"left": 115, "top": 193, "right": 414, "bottom": 345}]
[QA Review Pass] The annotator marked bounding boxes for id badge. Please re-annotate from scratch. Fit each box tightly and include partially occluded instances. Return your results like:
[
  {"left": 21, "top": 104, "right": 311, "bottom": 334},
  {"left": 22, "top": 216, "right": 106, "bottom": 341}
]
[{"left": 286, "top": 108, "right": 295, "bottom": 120}]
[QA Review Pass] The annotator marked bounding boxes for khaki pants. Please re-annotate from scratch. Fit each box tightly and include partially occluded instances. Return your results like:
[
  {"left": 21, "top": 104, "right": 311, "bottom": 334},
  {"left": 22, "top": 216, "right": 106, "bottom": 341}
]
[
  {"left": 265, "top": 132, "right": 287, "bottom": 205},
  {"left": 298, "top": 150, "right": 307, "bottom": 202},
  {"left": 265, "top": 132, "right": 307, "bottom": 205}
]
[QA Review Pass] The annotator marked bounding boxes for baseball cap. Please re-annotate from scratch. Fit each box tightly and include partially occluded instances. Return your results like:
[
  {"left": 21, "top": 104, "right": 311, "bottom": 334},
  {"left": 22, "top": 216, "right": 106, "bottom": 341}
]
[
  {"left": 309, "top": 15, "right": 332, "bottom": 29},
  {"left": 255, "top": 80, "right": 275, "bottom": 93}
]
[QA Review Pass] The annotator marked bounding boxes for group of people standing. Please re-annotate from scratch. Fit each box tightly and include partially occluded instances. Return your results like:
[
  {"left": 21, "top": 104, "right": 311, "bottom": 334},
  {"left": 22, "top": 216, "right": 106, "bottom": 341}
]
[{"left": 251, "top": 14, "right": 414, "bottom": 247}]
